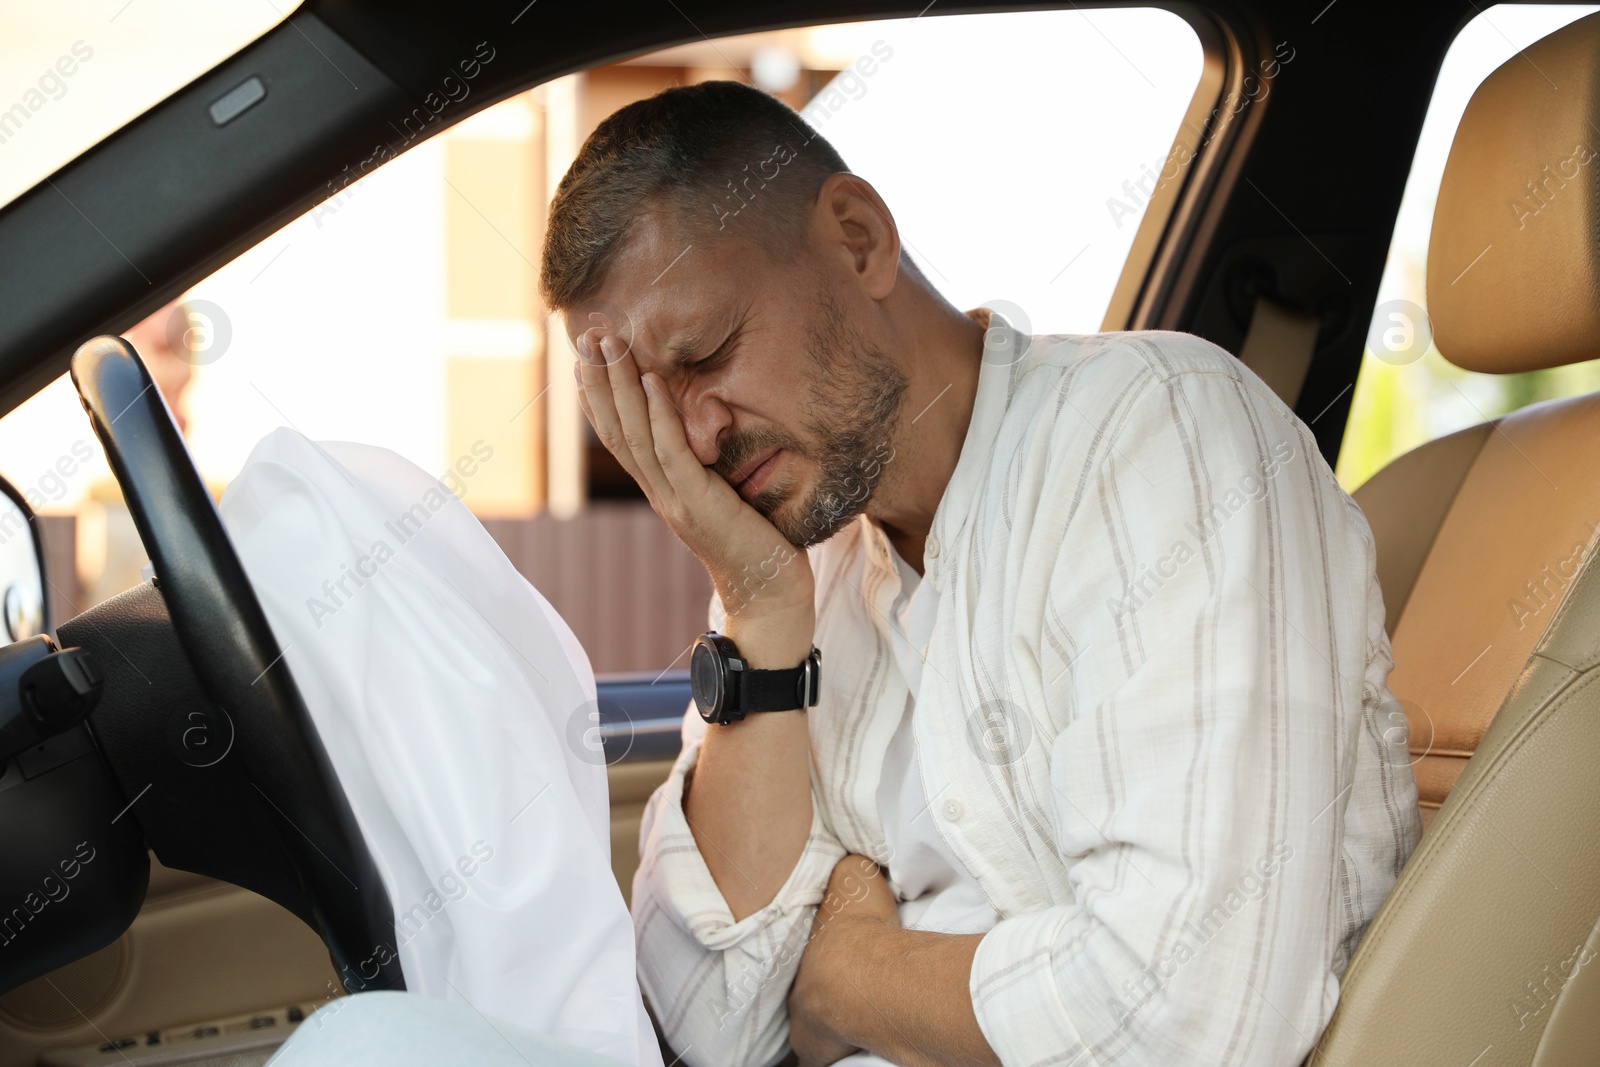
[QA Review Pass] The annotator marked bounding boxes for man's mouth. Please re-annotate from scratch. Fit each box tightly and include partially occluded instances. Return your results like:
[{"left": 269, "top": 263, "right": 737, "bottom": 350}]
[{"left": 730, "top": 448, "right": 783, "bottom": 501}]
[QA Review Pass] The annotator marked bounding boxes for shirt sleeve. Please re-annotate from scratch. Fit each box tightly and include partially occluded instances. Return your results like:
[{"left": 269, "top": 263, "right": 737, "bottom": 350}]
[
  {"left": 968, "top": 359, "right": 1420, "bottom": 1066},
  {"left": 630, "top": 594, "right": 849, "bottom": 1067}
]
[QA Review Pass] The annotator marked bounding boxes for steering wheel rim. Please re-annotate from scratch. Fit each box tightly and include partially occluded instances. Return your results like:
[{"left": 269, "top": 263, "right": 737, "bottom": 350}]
[{"left": 70, "top": 334, "right": 403, "bottom": 993}]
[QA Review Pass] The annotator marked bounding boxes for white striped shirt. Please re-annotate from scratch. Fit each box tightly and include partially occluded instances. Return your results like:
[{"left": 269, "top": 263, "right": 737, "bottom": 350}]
[{"left": 632, "top": 314, "right": 1422, "bottom": 1067}]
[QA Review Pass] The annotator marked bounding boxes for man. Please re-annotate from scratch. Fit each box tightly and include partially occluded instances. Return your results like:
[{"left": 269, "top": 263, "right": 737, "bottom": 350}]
[
  {"left": 541, "top": 80, "right": 1421, "bottom": 1067},
  {"left": 123, "top": 300, "right": 198, "bottom": 434},
  {"left": 84, "top": 300, "right": 204, "bottom": 607}
]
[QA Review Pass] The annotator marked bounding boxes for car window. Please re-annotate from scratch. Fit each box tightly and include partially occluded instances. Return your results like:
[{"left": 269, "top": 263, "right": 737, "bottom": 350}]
[
  {"left": 0, "top": 1, "right": 296, "bottom": 210},
  {"left": 1, "top": 10, "right": 1205, "bottom": 674},
  {"left": 774, "top": 11, "right": 1203, "bottom": 335},
  {"left": 1335, "top": 3, "right": 1600, "bottom": 492}
]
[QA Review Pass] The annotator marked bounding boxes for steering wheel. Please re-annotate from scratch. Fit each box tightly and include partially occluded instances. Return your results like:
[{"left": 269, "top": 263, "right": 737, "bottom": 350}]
[{"left": 69, "top": 334, "right": 403, "bottom": 993}]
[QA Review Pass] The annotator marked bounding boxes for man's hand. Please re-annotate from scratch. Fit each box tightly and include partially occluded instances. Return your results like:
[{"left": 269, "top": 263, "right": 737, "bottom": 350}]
[
  {"left": 788, "top": 857, "right": 1000, "bottom": 1067},
  {"left": 574, "top": 327, "right": 814, "bottom": 621},
  {"left": 574, "top": 325, "right": 817, "bottom": 921},
  {"left": 789, "top": 855, "right": 901, "bottom": 1067}
]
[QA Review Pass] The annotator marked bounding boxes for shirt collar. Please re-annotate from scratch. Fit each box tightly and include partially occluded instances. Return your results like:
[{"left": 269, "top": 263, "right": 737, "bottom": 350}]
[{"left": 861, "top": 306, "right": 1030, "bottom": 588}]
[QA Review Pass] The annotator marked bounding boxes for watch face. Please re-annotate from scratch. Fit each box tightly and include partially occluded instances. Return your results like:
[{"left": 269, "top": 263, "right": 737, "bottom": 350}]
[{"left": 691, "top": 638, "right": 724, "bottom": 723}]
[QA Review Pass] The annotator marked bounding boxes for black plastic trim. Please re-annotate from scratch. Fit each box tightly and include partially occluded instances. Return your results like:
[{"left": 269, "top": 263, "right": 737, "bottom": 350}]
[
  {"left": 598, "top": 670, "right": 689, "bottom": 765},
  {"left": 68, "top": 335, "right": 401, "bottom": 993},
  {"left": 0, "top": 12, "right": 408, "bottom": 417},
  {"left": 0, "top": 470, "right": 53, "bottom": 639}
]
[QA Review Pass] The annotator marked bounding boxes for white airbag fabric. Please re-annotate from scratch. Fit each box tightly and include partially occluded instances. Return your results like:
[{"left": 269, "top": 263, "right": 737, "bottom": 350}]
[{"left": 217, "top": 427, "right": 661, "bottom": 1067}]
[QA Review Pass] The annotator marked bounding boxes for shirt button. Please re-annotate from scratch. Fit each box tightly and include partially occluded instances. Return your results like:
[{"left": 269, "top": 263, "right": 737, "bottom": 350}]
[
  {"left": 942, "top": 797, "right": 964, "bottom": 822},
  {"left": 926, "top": 535, "right": 941, "bottom": 560}
]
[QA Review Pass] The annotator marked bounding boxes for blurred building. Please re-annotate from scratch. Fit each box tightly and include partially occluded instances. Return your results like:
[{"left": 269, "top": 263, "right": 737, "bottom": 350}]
[
  {"left": 68, "top": 39, "right": 851, "bottom": 667},
  {"left": 438, "top": 32, "right": 857, "bottom": 520},
  {"left": 422, "top": 35, "right": 853, "bottom": 671},
  {"left": 6, "top": 10, "right": 1213, "bottom": 672}
]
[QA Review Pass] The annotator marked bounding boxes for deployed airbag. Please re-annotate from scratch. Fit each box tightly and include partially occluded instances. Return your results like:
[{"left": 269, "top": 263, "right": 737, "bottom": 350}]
[{"left": 217, "top": 427, "right": 661, "bottom": 1067}]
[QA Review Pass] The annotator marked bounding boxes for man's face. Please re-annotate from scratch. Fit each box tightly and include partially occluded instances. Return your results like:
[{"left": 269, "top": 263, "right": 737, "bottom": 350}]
[
  {"left": 567, "top": 214, "right": 908, "bottom": 548},
  {"left": 124, "top": 306, "right": 195, "bottom": 434}
]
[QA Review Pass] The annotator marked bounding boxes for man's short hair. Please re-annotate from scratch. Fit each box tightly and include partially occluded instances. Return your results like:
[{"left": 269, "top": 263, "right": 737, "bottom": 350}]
[{"left": 539, "top": 80, "right": 850, "bottom": 312}]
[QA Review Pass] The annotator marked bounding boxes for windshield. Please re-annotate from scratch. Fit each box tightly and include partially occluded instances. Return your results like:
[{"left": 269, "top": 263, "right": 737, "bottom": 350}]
[{"left": 0, "top": 0, "right": 296, "bottom": 209}]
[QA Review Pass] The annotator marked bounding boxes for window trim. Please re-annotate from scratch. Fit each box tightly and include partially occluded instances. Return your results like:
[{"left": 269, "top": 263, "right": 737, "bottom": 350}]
[{"left": 1103, "top": 3, "right": 1270, "bottom": 333}]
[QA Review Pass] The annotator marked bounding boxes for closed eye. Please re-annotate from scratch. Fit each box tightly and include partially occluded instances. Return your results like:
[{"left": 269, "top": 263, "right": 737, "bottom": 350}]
[{"left": 696, "top": 330, "right": 738, "bottom": 370}]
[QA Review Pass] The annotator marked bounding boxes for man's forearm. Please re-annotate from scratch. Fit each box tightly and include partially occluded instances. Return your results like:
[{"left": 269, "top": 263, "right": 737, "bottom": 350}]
[
  {"left": 683, "top": 603, "right": 817, "bottom": 920},
  {"left": 800, "top": 919, "right": 999, "bottom": 1067}
]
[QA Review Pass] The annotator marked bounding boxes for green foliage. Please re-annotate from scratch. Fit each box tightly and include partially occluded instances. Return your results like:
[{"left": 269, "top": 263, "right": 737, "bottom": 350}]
[{"left": 1336, "top": 352, "right": 1600, "bottom": 493}]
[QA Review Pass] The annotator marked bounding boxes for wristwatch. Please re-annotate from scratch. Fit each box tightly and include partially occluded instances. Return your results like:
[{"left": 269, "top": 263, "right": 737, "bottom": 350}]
[{"left": 690, "top": 632, "right": 821, "bottom": 725}]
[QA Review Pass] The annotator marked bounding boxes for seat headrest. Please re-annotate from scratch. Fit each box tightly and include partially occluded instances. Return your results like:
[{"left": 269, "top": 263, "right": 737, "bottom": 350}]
[{"left": 1427, "top": 12, "right": 1600, "bottom": 374}]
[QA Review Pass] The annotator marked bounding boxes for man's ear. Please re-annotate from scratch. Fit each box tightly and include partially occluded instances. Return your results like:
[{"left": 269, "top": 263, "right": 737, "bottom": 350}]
[{"left": 812, "top": 174, "right": 902, "bottom": 302}]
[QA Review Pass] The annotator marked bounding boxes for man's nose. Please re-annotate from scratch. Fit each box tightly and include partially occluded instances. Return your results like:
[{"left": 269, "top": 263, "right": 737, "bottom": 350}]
[{"left": 677, "top": 387, "right": 731, "bottom": 470}]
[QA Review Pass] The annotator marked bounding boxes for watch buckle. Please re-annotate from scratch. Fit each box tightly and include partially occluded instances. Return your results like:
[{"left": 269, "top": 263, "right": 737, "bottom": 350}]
[{"left": 798, "top": 650, "right": 818, "bottom": 708}]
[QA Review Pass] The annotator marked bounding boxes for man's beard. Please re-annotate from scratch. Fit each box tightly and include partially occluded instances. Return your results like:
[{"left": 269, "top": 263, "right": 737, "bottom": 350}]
[{"left": 726, "top": 288, "right": 907, "bottom": 549}]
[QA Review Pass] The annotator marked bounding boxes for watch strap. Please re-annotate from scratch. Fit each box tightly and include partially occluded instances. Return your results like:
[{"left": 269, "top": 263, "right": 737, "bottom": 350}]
[{"left": 738, "top": 647, "right": 820, "bottom": 712}]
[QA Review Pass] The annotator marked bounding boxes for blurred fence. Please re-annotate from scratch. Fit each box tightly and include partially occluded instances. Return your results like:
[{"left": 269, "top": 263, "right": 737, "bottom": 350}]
[
  {"left": 480, "top": 503, "right": 712, "bottom": 675},
  {"left": 40, "top": 503, "right": 712, "bottom": 677}
]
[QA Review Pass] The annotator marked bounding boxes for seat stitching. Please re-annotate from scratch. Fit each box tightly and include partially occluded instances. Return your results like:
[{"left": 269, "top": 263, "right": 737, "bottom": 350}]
[{"left": 1335, "top": 661, "right": 1586, "bottom": 987}]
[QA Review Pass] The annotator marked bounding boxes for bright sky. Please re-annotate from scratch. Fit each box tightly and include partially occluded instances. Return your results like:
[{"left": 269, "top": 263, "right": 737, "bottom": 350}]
[
  {"left": 0, "top": 1, "right": 290, "bottom": 209},
  {"left": 810, "top": 8, "right": 1203, "bottom": 336},
  {"left": 0, "top": 4, "right": 1581, "bottom": 513}
]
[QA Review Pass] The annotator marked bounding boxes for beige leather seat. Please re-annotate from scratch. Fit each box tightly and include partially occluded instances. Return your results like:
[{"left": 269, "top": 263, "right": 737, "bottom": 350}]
[{"left": 1312, "top": 13, "right": 1600, "bottom": 1066}]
